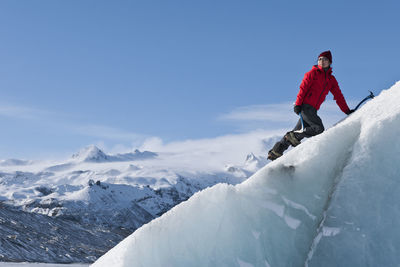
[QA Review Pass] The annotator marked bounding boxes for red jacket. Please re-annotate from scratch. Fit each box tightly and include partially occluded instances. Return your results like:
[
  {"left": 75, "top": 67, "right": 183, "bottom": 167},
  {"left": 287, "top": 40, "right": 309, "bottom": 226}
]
[{"left": 295, "top": 65, "right": 350, "bottom": 113}]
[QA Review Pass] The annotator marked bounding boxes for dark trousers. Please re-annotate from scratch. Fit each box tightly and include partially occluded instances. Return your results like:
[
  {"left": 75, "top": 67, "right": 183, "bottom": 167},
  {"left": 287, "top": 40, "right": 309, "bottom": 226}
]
[{"left": 271, "top": 104, "right": 324, "bottom": 154}]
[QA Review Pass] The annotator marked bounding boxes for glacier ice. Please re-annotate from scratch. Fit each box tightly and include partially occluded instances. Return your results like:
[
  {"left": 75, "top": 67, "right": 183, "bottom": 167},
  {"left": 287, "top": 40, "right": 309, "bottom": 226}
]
[{"left": 92, "top": 81, "right": 400, "bottom": 267}]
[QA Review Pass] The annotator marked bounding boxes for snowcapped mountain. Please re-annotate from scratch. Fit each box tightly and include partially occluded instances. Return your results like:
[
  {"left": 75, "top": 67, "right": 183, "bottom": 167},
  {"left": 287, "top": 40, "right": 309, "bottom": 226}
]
[
  {"left": 0, "top": 137, "right": 273, "bottom": 263},
  {"left": 71, "top": 145, "right": 157, "bottom": 163},
  {"left": 71, "top": 145, "right": 109, "bottom": 162},
  {"left": 92, "top": 82, "right": 400, "bottom": 267},
  {"left": 244, "top": 152, "right": 267, "bottom": 172}
]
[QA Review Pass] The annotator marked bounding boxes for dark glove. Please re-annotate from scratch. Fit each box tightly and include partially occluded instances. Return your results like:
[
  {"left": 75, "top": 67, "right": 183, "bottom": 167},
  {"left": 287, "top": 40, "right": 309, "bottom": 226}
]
[
  {"left": 294, "top": 105, "right": 302, "bottom": 115},
  {"left": 346, "top": 109, "right": 355, "bottom": 115}
]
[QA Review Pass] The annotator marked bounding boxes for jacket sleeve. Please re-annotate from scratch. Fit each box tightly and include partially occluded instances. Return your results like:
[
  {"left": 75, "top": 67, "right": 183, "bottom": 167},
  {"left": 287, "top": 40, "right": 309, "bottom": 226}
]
[
  {"left": 330, "top": 77, "right": 350, "bottom": 114},
  {"left": 295, "top": 71, "right": 312, "bottom": 106}
]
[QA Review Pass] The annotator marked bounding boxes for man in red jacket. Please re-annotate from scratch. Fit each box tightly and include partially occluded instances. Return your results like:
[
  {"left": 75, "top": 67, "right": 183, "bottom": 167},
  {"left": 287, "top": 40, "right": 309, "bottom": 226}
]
[{"left": 268, "top": 50, "right": 353, "bottom": 161}]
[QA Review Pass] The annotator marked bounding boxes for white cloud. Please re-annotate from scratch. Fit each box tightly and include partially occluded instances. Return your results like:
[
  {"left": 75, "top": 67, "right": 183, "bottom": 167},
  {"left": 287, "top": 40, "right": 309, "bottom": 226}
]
[
  {"left": 0, "top": 104, "right": 52, "bottom": 120},
  {"left": 138, "top": 130, "right": 283, "bottom": 172},
  {"left": 218, "top": 102, "right": 295, "bottom": 123}
]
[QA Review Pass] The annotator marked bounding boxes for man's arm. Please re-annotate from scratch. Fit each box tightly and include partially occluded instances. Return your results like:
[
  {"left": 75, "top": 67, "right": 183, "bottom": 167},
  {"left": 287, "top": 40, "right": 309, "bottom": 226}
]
[{"left": 331, "top": 77, "right": 351, "bottom": 114}]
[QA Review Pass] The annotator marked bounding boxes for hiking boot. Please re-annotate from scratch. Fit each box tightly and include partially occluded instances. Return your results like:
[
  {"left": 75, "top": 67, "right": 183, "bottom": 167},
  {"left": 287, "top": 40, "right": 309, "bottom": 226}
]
[
  {"left": 267, "top": 149, "right": 282, "bottom": 161},
  {"left": 284, "top": 131, "right": 301, "bottom": 147}
]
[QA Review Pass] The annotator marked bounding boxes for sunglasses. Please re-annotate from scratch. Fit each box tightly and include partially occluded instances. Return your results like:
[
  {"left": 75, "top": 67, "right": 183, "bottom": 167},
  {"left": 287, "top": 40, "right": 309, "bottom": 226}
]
[{"left": 318, "top": 57, "right": 329, "bottom": 62}]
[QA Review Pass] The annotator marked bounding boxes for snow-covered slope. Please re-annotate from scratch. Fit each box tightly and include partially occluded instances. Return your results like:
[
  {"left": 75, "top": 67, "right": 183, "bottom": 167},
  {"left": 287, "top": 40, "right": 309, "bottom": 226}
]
[
  {"left": 92, "top": 81, "right": 400, "bottom": 267},
  {"left": 0, "top": 134, "right": 275, "bottom": 262}
]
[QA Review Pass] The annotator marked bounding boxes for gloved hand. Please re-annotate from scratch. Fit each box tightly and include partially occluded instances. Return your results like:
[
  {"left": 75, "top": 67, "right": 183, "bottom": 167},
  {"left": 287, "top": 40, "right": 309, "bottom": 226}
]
[
  {"left": 294, "top": 105, "right": 302, "bottom": 115},
  {"left": 346, "top": 109, "right": 355, "bottom": 115}
]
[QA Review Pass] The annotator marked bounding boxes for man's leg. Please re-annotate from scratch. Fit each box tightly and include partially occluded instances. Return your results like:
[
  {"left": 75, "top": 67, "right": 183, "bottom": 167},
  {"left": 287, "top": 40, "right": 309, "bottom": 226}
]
[
  {"left": 299, "top": 104, "right": 324, "bottom": 137},
  {"left": 268, "top": 118, "right": 301, "bottom": 160},
  {"left": 268, "top": 137, "right": 291, "bottom": 160},
  {"left": 268, "top": 104, "right": 324, "bottom": 160},
  {"left": 285, "top": 104, "right": 324, "bottom": 146}
]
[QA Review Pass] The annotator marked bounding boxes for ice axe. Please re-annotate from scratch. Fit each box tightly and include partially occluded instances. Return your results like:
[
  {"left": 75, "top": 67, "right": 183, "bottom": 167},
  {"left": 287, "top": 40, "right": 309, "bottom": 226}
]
[
  {"left": 353, "top": 90, "right": 375, "bottom": 111},
  {"left": 333, "top": 90, "right": 375, "bottom": 126}
]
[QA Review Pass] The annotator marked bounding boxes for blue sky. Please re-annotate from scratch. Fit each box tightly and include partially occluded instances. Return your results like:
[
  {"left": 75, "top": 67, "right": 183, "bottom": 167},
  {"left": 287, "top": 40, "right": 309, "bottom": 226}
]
[{"left": 0, "top": 0, "right": 399, "bottom": 159}]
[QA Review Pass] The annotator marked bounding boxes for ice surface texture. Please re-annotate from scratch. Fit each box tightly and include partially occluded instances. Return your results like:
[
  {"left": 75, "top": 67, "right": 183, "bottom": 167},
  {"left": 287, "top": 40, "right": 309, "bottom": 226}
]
[{"left": 93, "top": 81, "right": 400, "bottom": 267}]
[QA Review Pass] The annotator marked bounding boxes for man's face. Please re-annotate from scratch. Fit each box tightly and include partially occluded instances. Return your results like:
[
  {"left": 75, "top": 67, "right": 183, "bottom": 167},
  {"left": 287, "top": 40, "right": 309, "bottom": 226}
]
[{"left": 318, "top": 57, "right": 331, "bottom": 68}]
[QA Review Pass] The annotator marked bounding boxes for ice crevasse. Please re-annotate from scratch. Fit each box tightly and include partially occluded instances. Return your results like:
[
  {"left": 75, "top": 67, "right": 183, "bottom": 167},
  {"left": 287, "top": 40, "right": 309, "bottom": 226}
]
[{"left": 92, "top": 81, "right": 400, "bottom": 267}]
